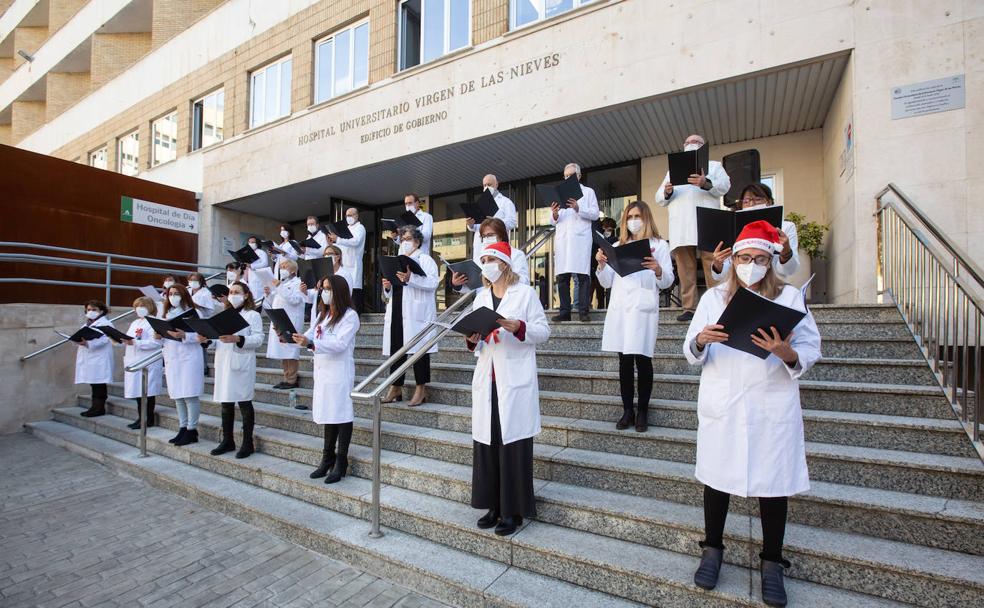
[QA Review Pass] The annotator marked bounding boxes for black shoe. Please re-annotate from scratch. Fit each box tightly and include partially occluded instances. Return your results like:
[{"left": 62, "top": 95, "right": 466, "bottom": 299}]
[
  {"left": 235, "top": 441, "right": 254, "bottom": 459},
  {"left": 494, "top": 515, "right": 522, "bottom": 536},
  {"left": 552, "top": 312, "right": 571, "bottom": 322},
  {"left": 676, "top": 310, "right": 695, "bottom": 322},
  {"left": 324, "top": 457, "right": 348, "bottom": 484},
  {"left": 272, "top": 381, "right": 287, "bottom": 389},
  {"left": 578, "top": 313, "right": 591, "bottom": 322},
  {"left": 282, "top": 381, "right": 300, "bottom": 390},
  {"left": 760, "top": 559, "right": 788, "bottom": 607},
  {"left": 615, "top": 410, "right": 635, "bottom": 430},
  {"left": 210, "top": 439, "right": 236, "bottom": 456},
  {"left": 80, "top": 399, "right": 105, "bottom": 418},
  {"left": 635, "top": 409, "right": 649, "bottom": 433},
  {"left": 174, "top": 429, "right": 198, "bottom": 446},
  {"left": 477, "top": 509, "right": 499, "bottom": 529},
  {"left": 310, "top": 455, "right": 335, "bottom": 479},
  {"left": 169, "top": 427, "right": 187, "bottom": 444},
  {"left": 693, "top": 546, "right": 723, "bottom": 590},
  {"left": 294, "top": 405, "right": 309, "bottom": 410},
  {"left": 127, "top": 419, "right": 141, "bottom": 430}
]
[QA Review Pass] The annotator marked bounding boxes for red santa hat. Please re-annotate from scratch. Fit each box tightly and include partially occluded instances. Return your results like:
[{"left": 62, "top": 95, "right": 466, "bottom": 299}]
[
  {"left": 733, "top": 220, "right": 783, "bottom": 254},
  {"left": 481, "top": 240, "right": 512, "bottom": 265}
]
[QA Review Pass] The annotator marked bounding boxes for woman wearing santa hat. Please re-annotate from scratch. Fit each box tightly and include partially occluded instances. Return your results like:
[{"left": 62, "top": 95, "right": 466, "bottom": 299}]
[
  {"left": 683, "top": 220, "right": 821, "bottom": 607},
  {"left": 467, "top": 240, "right": 551, "bottom": 537}
]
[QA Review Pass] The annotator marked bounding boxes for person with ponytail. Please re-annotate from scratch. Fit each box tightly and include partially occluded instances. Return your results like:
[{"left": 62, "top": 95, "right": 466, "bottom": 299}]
[
  {"left": 293, "top": 275, "right": 360, "bottom": 484},
  {"left": 119, "top": 297, "right": 163, "bottom": 428}
]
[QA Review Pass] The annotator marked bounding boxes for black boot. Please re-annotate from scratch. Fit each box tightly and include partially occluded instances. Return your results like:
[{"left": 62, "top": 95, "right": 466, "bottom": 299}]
[
  {"left": 476, "top": 509, "right": 499, "bottom": 529},
  {"left": 494, "top": 515, "right": 522, "bottom": 536},
  {"left": 175, "top": 428, "right": 198, "bottom": 446},
  {"left": 634, "top": 406, "right": 649, "bottom": 433},
  {"left": 310, "top": 425, "right": 338, "bottom": 478},
  {"left": 760, "top": 559, "right": 788, "bottom": 607},
  {"left": 169, "top": 427, "right": 187, "bottom": 444},
  {"left": 128, "top": 397, "right": 157, "bottom": 429},
  {"left": 80, "top": 396, "right": 106, "bottom": 418},
  {"left": 693, "top": 546, "right": 724, "bottom": 590},
  {"left": 235, "top": 402, "right": 255, "bottom": 459},
  {"left": 325, "top": 422, "right": 351, "bottom": 484},
  {"left": 210, "top": 403, "right": 236, "bottom": 455},
  {"left": 615, "top": 408, "right": 634, "bottom": 430}
]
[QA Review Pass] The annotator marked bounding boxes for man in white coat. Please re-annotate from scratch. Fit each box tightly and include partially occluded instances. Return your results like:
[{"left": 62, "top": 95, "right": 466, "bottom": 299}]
[
  {"left": 402, "top": 194, "right": 434, "bottom": 254},
  {"left": 328, "top": 207, "right": 366, "bottom": 313},
  {"left": 301, "top": 216, "right": 329, "bottom": 260},
  {"left": 655, "top": 134, "right": 731, "bottom": 321},
  {"left": 468, "top": 174, "right": 517, "bottom": 262},
  {"left": 549, "top": 163, "right": 600, "bottom": 322}
]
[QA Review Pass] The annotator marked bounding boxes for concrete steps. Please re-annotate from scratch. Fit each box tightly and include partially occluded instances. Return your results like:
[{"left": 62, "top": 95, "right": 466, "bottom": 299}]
[{"left": 43, "top": 406, "right": 984, "bottom": 606}]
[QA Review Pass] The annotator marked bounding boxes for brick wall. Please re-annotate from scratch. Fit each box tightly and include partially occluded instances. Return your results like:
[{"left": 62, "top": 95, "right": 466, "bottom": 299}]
[
  {"left": 12, "top": 100, "right": 46, "bottom": 143},
  {"left": 473, "top": 0, "right": 509, "bottom": 45},
  {"left": 151, "top": 0, "right": 225, "bottom": 49},
  {"left": 46, "top": 72, "right": 91, "bottom": 121},
  {"left": 0, "top": 56, "right": 13, "bottom": 83},
  {"left": 49, "top": 0, "right": 87, "bottom": 33},
  {"left": 13, "top": 27, "right": 49, "bottom": 68},
  {"left": 0, "top": 124, "right": 11, "bottom": 146},
  {"left": 90, "top": 32, "right": 152, "bottom": 89}
]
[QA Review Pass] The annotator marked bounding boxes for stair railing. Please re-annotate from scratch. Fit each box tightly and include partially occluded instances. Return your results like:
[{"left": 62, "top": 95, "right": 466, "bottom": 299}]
[
  {"left": 875, "top": 183, "right": 984, "bottom": 458},
  {"left": 124, "top": 349, "right": 165, "bottom": 457},
  {"left": 352, "top": 226, "right": 556, "bottom": 538}
]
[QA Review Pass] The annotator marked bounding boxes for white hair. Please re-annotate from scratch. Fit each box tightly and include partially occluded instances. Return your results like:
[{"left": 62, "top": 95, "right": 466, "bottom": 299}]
[{"left": 564, "top": 163, "right": 581, "bottom": 179}]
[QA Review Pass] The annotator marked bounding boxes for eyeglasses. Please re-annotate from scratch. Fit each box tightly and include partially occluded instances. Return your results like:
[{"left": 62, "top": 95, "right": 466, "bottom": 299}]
[
  {"left": 741, "top": 196, "right": 768, "bottom": 205},
  {"left": 734, "top": 253, "right": 772, "bottom": 266},
  {"left": 481, "top": 234, "right": 497, "bottom": 240}
]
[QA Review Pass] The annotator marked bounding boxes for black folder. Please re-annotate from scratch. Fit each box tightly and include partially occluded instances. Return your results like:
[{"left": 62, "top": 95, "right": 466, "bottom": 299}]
[
  {"left": 400, "top": 210, "right": 423, "bottom": 227},
  {"left": 270, "top": 239, "right": 305, "bottom": 255},
  {"left": 59, "top": 326, "right": 105, "bottom": 343},
  {"left": 696, "top": 205, "right": 784, "bottom": 252},
  {"left": 668, "top": 147, "right": 710, "bottom": 186},
  {"left": 448, "top": 306, "right": 505, "bottom": 339},
  {"left": 183, "top": 307, "right": 249, "bottom": 340},
  {"left": 534, "top": 175, "right": 584, "bottom": 208},
  {"left": 381, "top": 218, "right": 399, "bottom": 232},
  {"left": 380, "top": 255, "right": 425, "bottom": 284},
  {"left": 326, "top": 220, "right": 354, "bottom": 240},
  {"left": 442, "top": 257, "right": 483, "bottom": 290},
  {"left": 715, "top": 287, "right": 806, "bottom": 359},
  {"left": 592, "top": 232, "right": 652, "bottom": 277},
  {"left": 461, "top": 190, "right": 499, "bottom": 222},
  {"left": 146, "top": 309, "right": 199, "bottom": 341},
  {"left": 96, "top": 325, "right": 134, "bottom": 343},
  {"left": 266, "top": 307, "right": 299, "bottom": 342},
  {"left": 297, "top": 257, "right": 334, "bottom": 287},
  {"left": 228, "top": 245, "right": 259, "bottom": 265},
  {"left": 208, "top": 283, "right": 230, "bottom": 299},
  {"left": 300, "top": 235, "right": 322, "bottom": 249}
]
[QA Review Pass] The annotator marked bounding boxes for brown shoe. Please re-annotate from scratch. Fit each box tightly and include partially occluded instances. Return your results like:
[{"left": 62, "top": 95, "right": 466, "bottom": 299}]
[
  {"left": 381, "top": 386, "right": 403, "bottom": 404},
  {"left": 407, "top": 385, "right": 428, "bottom": 407}
]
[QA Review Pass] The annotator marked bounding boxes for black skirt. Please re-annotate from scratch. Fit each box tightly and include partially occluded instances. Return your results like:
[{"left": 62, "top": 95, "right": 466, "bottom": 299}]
[{"left": 471, "top": 383, "right": 536, "bottom": 518}]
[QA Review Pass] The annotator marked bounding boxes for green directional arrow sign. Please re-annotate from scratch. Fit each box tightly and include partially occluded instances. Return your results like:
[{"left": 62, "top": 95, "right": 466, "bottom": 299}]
[
  {"left": 119, "top": 195, "right": 198, "bottom": 234},
  {"left": 120, "top": 196, "right": 134, "bottom": 222}
]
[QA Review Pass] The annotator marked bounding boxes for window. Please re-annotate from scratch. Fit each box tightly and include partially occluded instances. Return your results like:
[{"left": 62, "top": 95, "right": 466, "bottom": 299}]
[
  {"left": 761, "top": 171, "right": 782, "bottom": 203},
  {"left": 511, "top": 0, "right": 596, "bottom": 29},
  {"left": 249, "top": 56, "right": 292, "bottom": 129},
  {"left": 151, "top": 112, "right": 178, "bottom": 166},
  {"left": 88, "top": 147, "right": 107, "bottom": 170},
  {"left": 192, "top": 89, "right": 224, "bottom": 151},
  {"left": 314, "top": 22, "right": 369, "bottom": 104},
  {"left": 398, "top": 0, "right": 470, "bottom": 71},
  {"left": 117, "top": 131, "right": 139, "bottom": 175}
]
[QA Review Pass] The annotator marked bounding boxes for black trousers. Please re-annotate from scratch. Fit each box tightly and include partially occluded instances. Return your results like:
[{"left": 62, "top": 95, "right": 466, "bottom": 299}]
[
  {"left": 91, "top": 383, "right": 107, "bottom": 400},
  {"left": 471, "top": 384, "right": 536, "bottom": 518},
  {"left": 556, "top": 273, "right": 590, "bottom": 314},
  {"left": 352, "top": 288, "right": 364, "bottom": 315},
  {"left": 702, "top": 485, "right": 788, "bottom": 563},
  {"left": 389, "top": 285, "right": 430, "bottom": 386},
  {"left": 617, "top": 353, "right": 653, "bottom": 412}
]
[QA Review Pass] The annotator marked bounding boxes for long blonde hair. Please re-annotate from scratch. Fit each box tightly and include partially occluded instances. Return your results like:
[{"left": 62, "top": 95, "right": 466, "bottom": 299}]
[
  {"left": 724, "top": 256, "right": 785, "bottom": 302},
  {"left": 618, "top": 201, "right": 661, "bottom": 244}
]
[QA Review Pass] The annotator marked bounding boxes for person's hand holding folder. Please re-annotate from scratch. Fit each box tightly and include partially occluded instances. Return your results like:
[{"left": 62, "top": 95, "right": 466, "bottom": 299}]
[
  {"left": 750, "top": 327, "right": 798, "bottom": 366},
  {"left": 695, "top": 324, "right": 729, "bottom": 350},
  {"left": 496, "top": 318, "right": 521, "bottom": 333}
]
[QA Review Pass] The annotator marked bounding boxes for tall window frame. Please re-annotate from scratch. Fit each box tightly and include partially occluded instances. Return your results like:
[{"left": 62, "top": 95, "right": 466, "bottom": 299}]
[
  {"left": 192, "top": 89, "right": 225, "bottom": 151},
  {"left": 314, "top": 20, "right": 370, "bottom": 104},
  {"left": 398, "top": 0, "right": 471, "bottom": 71},
  {"left": 249, "top": 55, "right": 293, "bottom": 129},
  {"left": 151, "top": 111, "right": 178, "bottom": 167},
  {"left": 510, "top": 0, "right": 598, "bottom": 30},
  {"left": 88, "top": 146, "right": 107, "bottom": 170},
  {"left": 117, "top": 130, "right": 139, "bottom": 176}
]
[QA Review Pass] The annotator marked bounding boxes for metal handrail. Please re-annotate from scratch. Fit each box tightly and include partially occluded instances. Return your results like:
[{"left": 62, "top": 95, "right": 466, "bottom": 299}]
[
  {"left": 355, "top": 225, "right": 556, "bottom": 538},
  {"left": 0, "top": 241, "right": 226, "bottom": 270},
  {"left": 875, "top": 185, "right": 983, "bottom": 460},
  {"left": 125, "top": 350, "right": 165, "bottom": 458}
]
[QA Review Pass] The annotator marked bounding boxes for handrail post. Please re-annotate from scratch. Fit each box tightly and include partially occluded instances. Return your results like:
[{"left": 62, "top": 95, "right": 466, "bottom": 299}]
[
  {"left": 139, "top": 367, "right": 149, "bottom": 458},
  {"left": 368, "top": 393, "right": 383, "bottom": 538},
  {"left": 105, "top": 255, "right": 112, "bottom": 305}
]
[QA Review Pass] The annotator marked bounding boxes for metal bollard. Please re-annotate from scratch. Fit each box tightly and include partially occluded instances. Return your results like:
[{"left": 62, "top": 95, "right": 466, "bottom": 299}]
[
  {"left": 369, "top": 393, "right": 383, "bottom": 539},
  {"left": 138, "top": 367, "right": 148, "bottom": 458}
]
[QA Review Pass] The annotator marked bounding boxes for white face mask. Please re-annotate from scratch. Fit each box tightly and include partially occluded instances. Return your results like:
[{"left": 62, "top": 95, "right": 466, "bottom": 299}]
[
  {"left": 135, "top": 306, "right": 149, "bottom": 318},
  {"left": 626, "top": 218, "right": 643, "bottom": 235},
  {"left": 85, "top": 310, "right": 101, "bottom": 320},
  {"left": 603, "top": 230, "right": 613, "bottom": 238},
  {"left": 163, "top": 280, "right": 174, "bottom": 289},
  {"left": 346, "top": 216, "right": 357, "bottom": 225},
  {"left": 684, "top": 142, "right": 702, "bottom": 152},
  {"left": 280, "top": 230, "right": 289, "bottom": 238},
  {"left": 320, "top": 290, "right": 332, "bottom": 305},
  {"left": 226, "top": 271, "right": 238, "bottom": 282},
  {"left": 307, "top": 224, "right": 318, "bottom": 234},
  {"left": 484, "top": 186, "right": 496, "bottom": 196},
  {"left": 280, "top": 267, "right": 293, "bottom": 278},
  {"left": 398, "top": 241, "right": 414, "bottom": 256},
  {"left": 247, "top": 242, "right": 258, "bottom": 250},
  {"left": 481, "top": 235, "right": 498, "bottom": 247},
  {"left": 228, "top": 294, "right": 245, "bottom": 308},
  {"left": 168, "top": 295, "right": 183, "bottom": 308},
  {"left": 188, "top": 280, "right": 200, "bottom": 290},
  {"left": 405, "top": 204, "right": 415, "bottom": 212},
  {"left": 481, "top": 261, "right": 504, "bottom": 283},
  {"left": 736, "top": 261, "right": 769, "bottom": 286}
]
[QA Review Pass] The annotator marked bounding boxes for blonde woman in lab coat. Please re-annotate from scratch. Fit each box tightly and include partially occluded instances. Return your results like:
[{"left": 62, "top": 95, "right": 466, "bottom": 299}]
[{"left": 120, "top": 296, "right": 163, "bottom": 428}]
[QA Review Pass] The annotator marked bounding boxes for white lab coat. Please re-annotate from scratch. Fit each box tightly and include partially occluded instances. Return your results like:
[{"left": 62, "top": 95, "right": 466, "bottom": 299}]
[
  {"left": 212, "top": 308, "right": 264, "bottom": 403},
  {"left": 335, "top": 222, "right": 366, "bottom": 289},
  {"left": 596, "top": 238, "right": 675, "bottom": 357},
  {"left": 122, "top": 317, "right": 163, "bottom": 398},
  {"left": 549, "top": 183, "right": 600, "bottom": 275},
  {"left": 382, "top": 250, "right": 439, "bottom": 356},
  {"left": 304, "top": 308, "right": 360, "bottom": 424},
  {"left": 711, "top": 219, "right": 800, "bottom": 282},
  {"left": 265, "top": 276, "right": 305, "bottom": 360},
  {"left": 159, "top": 306, "right": 204, "bottom": 400},
  {"left": 683, "top": 284, "right": 821, "bottom": 497},
  {"left": 245, "top": 248, "right": 270, "bottom": 301},
  {"left": 306, "top": 267, "right": 355, "bottom": 330},
  {"left": 189, "top": 286, "right": 216, "bottom": 319},
  {"left": 274, "top": 240, "right": 299, "bottom": 280},
  {"left": 655, "top": 160, "right": 731, "bottom": 250},
  {"left": 470, "top": 283, "right": 551, "bottom": 445},
  {"left": 302, "top": 230, "right": 329, "bottom": 260},
  {"left": 469, "top": 192, "right": 517, "bottom": 262},
  {"left": 74, "top": 315, "right": 114, "bottom": 385},
  {"left": 414, "top": 210, "right": 434, "bottom": 254}
]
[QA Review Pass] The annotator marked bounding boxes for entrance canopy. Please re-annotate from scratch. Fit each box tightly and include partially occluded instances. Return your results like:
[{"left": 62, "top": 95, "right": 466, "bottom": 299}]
[{"left": 219, "top": 52, "right": 849, "bottom": 219}]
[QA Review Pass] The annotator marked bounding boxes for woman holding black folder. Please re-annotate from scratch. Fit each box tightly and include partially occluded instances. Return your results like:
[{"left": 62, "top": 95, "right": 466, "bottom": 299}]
[
  {"left": 683, "top": 220, "right": 820, "bottom": 607},
  {"left": 273, "top": 224, "right": 299, "bottom": 279},
  {"left": 207, "top": 282, "right": 264, "bottom": 459},
  {"left": 155, "top": 284, "right": 205, "bottom": 446},
  {"left": 264, "top": 258, "right": 305, "bottom": 390},
  {"left": 293, "top": 275, "right": 360, "bottom": 483},
  {"left": 595, "top": 201, "right": 674, "bottom": 432},
  {"left": 466, "top": 241, "right": 550, "bottom": 536},
  {"left": 381, "top": 226, "right": 439, "bottom": 407},
  {"left": 76, "top": 300, "right": 115, "bottom": 418},
  {"left": 119, "top": 296, "right": 163, "bottom": 428}
]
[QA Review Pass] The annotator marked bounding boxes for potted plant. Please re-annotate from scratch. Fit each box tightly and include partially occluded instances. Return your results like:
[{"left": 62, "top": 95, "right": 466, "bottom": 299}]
[{"left": 785, "top": 212, "right": 829, "bottom": 302}]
